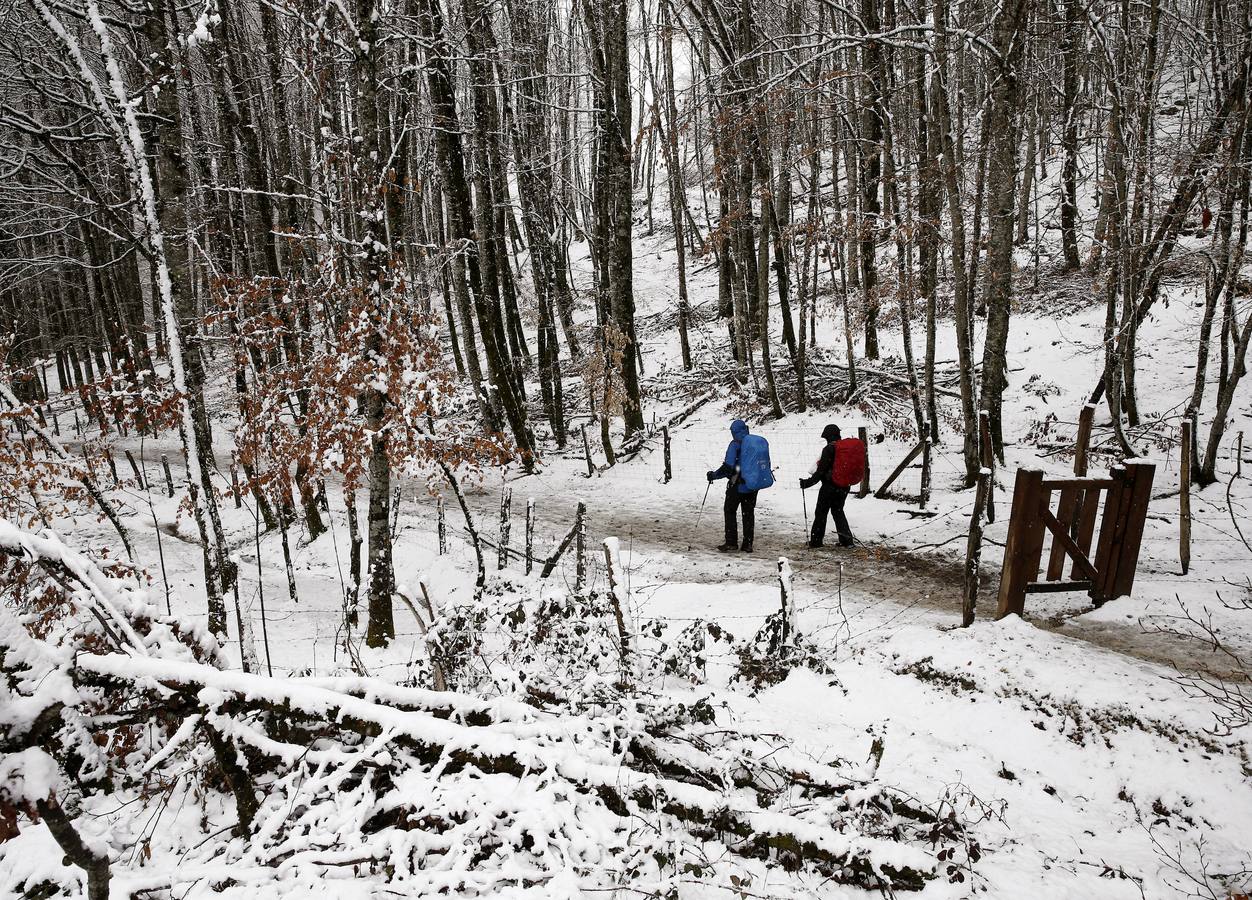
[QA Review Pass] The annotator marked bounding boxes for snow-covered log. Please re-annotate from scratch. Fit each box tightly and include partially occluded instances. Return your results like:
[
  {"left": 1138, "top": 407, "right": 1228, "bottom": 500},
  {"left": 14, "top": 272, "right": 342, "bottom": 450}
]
[{"left": 0, "top": 520, "right": 967, "bottom": 896}]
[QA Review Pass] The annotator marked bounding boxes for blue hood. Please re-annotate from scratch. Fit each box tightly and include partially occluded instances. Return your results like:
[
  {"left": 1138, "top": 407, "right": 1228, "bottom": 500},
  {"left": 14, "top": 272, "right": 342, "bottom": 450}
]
[{"left": 730, "top": 419, "right": 749, "bottom": 441}]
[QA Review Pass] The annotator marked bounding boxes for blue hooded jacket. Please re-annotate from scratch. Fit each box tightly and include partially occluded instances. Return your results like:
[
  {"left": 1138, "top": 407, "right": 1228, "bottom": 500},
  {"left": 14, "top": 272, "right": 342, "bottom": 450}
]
[{"left": 710, "top": 419, "right": 774, "bottom": 492}]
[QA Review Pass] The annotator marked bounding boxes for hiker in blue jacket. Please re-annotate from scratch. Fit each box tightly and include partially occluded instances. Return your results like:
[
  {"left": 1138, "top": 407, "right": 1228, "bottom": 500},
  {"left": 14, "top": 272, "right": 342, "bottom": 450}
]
[{"left": 706, "top": 419, "right": 773, "bottom": 552}]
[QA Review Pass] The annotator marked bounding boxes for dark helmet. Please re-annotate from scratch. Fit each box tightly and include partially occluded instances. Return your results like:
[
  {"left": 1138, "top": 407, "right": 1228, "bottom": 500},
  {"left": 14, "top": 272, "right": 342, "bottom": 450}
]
[{"left": 821, "top": 424, "right": 841, "bottom": 442}]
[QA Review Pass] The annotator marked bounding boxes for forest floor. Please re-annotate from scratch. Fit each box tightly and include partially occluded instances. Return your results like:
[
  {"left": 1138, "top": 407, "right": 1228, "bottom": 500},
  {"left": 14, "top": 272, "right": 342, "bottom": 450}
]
[{"left": 27, "top": 230, "right": 1252, "bottom": 898}]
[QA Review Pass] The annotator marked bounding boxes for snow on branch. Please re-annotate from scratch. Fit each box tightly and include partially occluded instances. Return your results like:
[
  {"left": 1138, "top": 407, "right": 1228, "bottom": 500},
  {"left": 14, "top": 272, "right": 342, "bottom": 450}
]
[{"left": 0, "top": 520, "right": 971, "bottom": 896}]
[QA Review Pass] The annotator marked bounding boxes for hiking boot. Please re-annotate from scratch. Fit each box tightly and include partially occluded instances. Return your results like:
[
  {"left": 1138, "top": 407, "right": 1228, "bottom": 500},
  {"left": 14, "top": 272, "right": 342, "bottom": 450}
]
[
  {"left": 806, "top": 541, "right": 823, "bottom": 549},
  {"left": 740, "top": 543, "right": 753, "bottom": 553},
  {"left": 717, "top": 543, "right": 737, "bottom": 553}
]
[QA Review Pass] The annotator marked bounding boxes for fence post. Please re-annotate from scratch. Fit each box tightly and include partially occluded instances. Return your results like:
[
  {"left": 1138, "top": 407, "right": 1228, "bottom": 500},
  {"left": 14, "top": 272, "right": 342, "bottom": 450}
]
[
  {"left": 996, "top": 468, "right": 1045, "bottom": 619},
  {"left": 603, "top": 536, "right": 632, "bottom": 685},
  {"left": 437, "top": 497, "right": 447, "bottom": 555},
  {"left": 73, "top": 410, "right": 81, "bottom": 438},
  {"left": 1074, "top": 403, "right": 1096, "bottom": 476},
  {"left": 124, "top": 450, "right": 145, "bottom": 489},
  {"left": 161, "top": 453, "right": 174, "bottom": 497},
  {"left": 582, "top": 424, "right": 594, "bottom": 478},
  {"left": 979, "top": 410, "right": 996, "bottom": 523},
  {"left": 962, "top": 470, "right": 990, "bottom": 627},
  {"left": 662, "top": 425, "right": 672, "bottom": 483},
  {"left": 525, "top": 498, "right": 535, "bottom": 575},
  {"left": 857, "top": 426, "right": 871, "bottom": 497},
  {"left": 498, "top": 486, "right": 512, "bottom": 571},
  {"left": 920, "top": 422, "right": 933, "bottom": 509},
  {"left": 1180, "top": 418, "right": 1192, "bottom": 575},
  {"left": 574, "top": 501, "right": 588, "bottom": 595},
  {"left": 874, "top": 440, "right": 925, "bottom": 499},
  {"left": 777, "top": 557, "right": 796, "bottom": 644},
  {"left": 230, "top": 457, "right": 241, "bottom": 508}
]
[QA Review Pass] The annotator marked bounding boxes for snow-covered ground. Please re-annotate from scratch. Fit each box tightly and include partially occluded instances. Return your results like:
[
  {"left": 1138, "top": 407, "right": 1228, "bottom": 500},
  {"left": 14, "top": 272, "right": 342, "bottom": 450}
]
[
  {"left": 11, "top": 225, "right": 1249, "bottom": 897},
  {"left": 6, "top": 164, "right": 1252, "bottom": 900}
]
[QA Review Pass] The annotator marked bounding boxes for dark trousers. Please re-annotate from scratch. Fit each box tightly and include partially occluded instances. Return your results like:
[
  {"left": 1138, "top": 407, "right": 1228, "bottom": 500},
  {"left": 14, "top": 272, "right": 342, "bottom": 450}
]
[
  {"left": 723, "top": 487, "right": 758, "bottom": 547},
  {"left": 811, "top": 485, "right": 853, "bottom": 546}
]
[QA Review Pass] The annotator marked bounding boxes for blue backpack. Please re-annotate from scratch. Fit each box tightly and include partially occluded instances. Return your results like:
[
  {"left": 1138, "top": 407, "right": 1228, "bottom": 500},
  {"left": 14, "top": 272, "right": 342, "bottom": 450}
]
[{"left": 737, "top": 434, "right": 774, "bottom": 492}]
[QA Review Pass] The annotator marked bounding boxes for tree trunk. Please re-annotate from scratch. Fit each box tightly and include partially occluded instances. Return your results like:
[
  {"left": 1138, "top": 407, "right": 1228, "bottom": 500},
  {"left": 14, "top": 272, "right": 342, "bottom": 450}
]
[
  {"left": 140, "top": 0, "right": 234, "bottom": 634},
  {"left": 355, "top": 0, "right": 395, "bottom": 647},
  {"left": 1060, "top": 0, "right": 1082, "bottom": 270},
  {"left": 858, "top": 0, "right": 884, "bottom": 361},
  {"left": 930, "top": 1, "right": 980, "bottom": 484},
  {"left": 660, "top": 3, "right": 693, "bottom": 370},
  {"left": 415, "top": 0, "right": 536, "bottom": 467},
  {"left": 978, "top": 0, "right": 1032, "bottom": 460}
]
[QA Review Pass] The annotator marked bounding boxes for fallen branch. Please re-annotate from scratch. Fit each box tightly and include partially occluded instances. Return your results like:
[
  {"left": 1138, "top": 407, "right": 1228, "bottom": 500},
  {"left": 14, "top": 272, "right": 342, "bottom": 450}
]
[{"left": 0, "top": 380, "right": 134, "bottom": 560}]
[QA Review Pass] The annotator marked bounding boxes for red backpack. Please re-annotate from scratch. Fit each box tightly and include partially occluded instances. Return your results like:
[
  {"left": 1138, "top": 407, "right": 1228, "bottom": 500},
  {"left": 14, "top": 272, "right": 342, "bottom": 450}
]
[{"left": 831, "top": 438, "right": 866, "bottom": 488}]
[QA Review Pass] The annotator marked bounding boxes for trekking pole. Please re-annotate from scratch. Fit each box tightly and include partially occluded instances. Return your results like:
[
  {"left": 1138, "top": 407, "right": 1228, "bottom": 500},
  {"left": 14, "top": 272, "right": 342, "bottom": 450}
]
[
  {"left": 694, "top": 482, "right": 711, "bottom": 531},
  {"left": 801, "top": 485, "right": 807, "bottom": 525}
]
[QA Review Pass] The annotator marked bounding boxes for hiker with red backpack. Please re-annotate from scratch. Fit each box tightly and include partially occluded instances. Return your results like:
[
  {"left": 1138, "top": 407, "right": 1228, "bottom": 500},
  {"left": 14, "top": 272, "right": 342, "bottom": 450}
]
[{"left": 798, "top": 424, "right": 863, "bottom": 548}]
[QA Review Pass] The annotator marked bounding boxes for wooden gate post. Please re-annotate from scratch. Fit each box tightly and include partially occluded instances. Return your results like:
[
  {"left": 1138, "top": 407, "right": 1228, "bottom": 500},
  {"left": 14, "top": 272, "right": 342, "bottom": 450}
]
[
  {"left": 1073, "top": 404, "right": 1095, "bottom": 476},
  {"left": 857, "top": 426, "right": 871, "bottom": 497},
  {"left": 1180, "top": 419, "right": 1192, "bottom": 575},
  {"left": 996, "top": 468, "right": 1046, "bottom": 619}
]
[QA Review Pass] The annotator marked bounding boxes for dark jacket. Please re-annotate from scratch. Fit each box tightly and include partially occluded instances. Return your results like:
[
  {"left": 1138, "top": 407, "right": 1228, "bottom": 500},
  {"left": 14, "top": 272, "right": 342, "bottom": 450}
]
[
  {"left": 800, "top": 441, "right": 838, "bottom": 491},
  {"left": 799, "top": 425, "right": 842, "bottom": 492}
]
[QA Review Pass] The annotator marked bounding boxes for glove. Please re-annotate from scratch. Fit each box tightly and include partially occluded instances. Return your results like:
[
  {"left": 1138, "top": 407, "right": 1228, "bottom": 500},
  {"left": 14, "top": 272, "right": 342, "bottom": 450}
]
[
  {"left": 706, "top": 470, "right": 716, "bottom": 483},
  {"left": 799, "top": 478, "right": 806, "bottom": 487}
]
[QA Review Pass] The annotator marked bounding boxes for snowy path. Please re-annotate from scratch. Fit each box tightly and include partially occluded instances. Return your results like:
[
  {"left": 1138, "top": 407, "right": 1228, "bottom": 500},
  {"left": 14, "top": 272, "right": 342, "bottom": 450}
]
[
  {"left": 76, "top": 425, "right": 1235, "bottom": 680},
  {"left": 402, "top": 446, "right": 1227, "bottom": 678}
]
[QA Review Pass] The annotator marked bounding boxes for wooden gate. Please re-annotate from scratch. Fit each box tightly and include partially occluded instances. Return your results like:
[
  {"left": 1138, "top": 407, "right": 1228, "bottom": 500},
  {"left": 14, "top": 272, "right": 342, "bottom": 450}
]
[{"left": 996, "top": 461, "right": 1155, "bottom": 618}]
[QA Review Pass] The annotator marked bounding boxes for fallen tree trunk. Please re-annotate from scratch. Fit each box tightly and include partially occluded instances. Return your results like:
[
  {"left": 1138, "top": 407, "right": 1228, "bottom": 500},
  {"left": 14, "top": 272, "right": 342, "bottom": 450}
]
[{"left": 75, "top": 650, "right": 939, "bottom": 888}]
